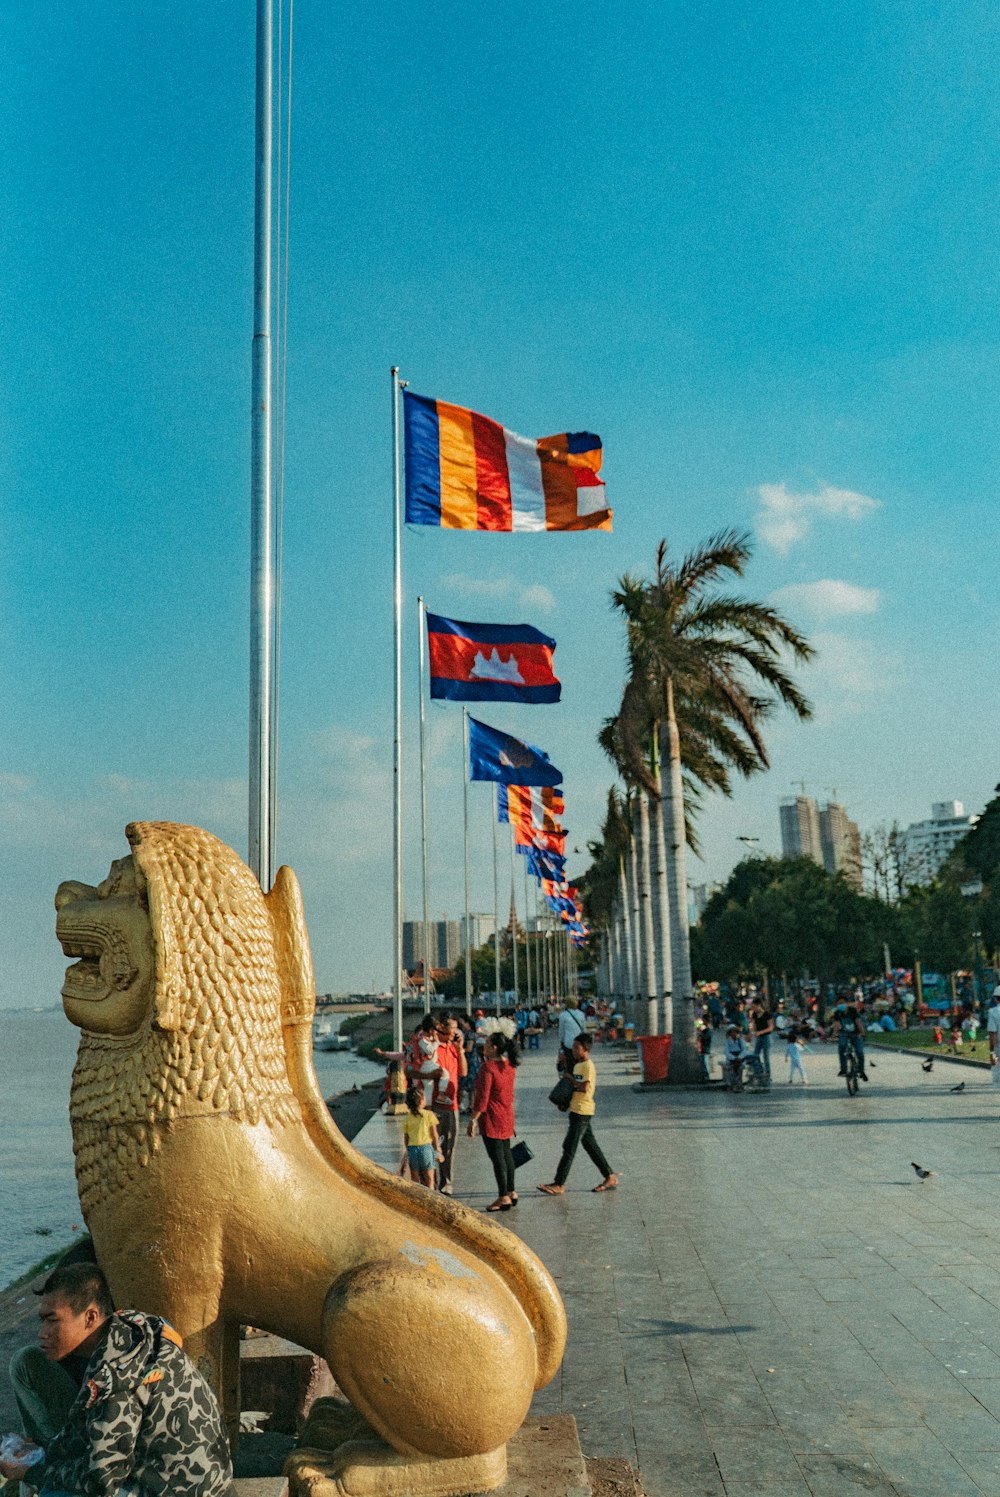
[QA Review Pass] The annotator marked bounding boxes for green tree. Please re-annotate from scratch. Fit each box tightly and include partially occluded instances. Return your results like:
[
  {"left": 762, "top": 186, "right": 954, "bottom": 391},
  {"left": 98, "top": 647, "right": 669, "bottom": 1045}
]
[{"left": 605, "top": 531, "right": 814, "bottom": 1082}]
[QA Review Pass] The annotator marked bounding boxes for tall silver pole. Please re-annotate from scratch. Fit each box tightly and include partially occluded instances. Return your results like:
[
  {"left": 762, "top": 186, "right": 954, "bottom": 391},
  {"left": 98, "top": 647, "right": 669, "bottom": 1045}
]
[
  {"left": 249, "top": 0, "right": 273, "bottom": 889},
  {"left": 523, "top": 857, "right": 532, "bottom": 1008},
  {"left": 417, "top": 596, "right": 431, "bottom": 1015},
  {"left": 463, "top": 708, "right": 472, "bottom": 1017},
  {"left": 509, "top": 823, "right": 519, "bottom": 1005},
  {"left": 492, "top": 785, "right": 501, "bottom": 1017},
  {"left": 391, "top": 367, "right": 404, "bottom": 1052}
]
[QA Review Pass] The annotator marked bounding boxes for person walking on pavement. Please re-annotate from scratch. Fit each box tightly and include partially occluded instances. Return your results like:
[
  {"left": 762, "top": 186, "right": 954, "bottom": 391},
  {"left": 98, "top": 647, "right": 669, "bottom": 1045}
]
[
  {"left": 467, "top": 1032, "right": 520, "bottom": 1212},
  {"left": 749, "top": 999, "right": 774, "bottom": 1086},
  {"left": 538, "top": 1033, "right": 618, "bottom": 1195},
  {"left": 557, "top": 997, "right": 588, "bottom": 1073},
  {"left": 430, "top": 1010, "right": 467, "bottom": 1195}
]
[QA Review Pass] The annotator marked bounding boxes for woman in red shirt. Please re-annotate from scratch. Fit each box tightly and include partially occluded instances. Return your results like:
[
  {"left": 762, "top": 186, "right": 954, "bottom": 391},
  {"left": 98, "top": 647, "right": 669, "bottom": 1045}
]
[{"left": 467, "top": 1033, "right": 519, "bottom": 1211}]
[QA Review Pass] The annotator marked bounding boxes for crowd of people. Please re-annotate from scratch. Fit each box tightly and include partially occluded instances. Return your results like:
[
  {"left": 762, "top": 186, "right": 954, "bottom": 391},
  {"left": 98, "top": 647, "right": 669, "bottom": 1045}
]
[
  {"left": 699, "top": 989, "right": 873, "bottom": 1089},
  {"left": 376, "top": 997, "right": 620, "bottom": 1204}
]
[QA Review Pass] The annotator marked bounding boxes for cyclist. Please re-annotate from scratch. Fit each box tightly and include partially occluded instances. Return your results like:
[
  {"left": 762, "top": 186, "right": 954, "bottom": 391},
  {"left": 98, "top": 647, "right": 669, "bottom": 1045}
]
[{"left": 837, "top": 1002, "right": 868, "bottom": 1081}]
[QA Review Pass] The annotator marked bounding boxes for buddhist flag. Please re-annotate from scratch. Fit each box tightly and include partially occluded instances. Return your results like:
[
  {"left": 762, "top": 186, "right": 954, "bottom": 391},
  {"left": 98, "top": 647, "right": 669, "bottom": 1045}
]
[
  {"left": 404, "top": 390, "right": 611, "bottom": 533},
  {"left": 426, "top": 613, "right": 560, "bottom": 704},
  {"left": 497, "top": 785, "right": 564, "bottom": 830},
  {"left": 468, "top": 717, "right": 563, "bottom": 787}
]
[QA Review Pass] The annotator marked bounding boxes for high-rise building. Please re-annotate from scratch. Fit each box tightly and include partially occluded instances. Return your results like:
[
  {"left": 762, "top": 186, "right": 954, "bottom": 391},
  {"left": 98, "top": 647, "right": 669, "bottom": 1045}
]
[
  {"left": 898, "top": 801, "right": 979, "bottom": 889},
  {"left": 779, "top": 796, "right": 823, "bottom": 865},
  {"left": 461, "top": 913, "right": 497, "bottom": 952},
  {"left": 402, "top": 918, "right": 464, "bottom": 972},
  {"left": 819, "top": 802, "right": 862, "bottom": 890}
]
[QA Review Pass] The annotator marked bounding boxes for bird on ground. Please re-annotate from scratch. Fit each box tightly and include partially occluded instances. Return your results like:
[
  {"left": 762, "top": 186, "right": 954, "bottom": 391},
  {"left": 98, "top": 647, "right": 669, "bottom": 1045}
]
[
  {"left": 911, "top": 1162, "right": 933, "bottom": 1181},
  {"left": 921, "top": 1058, "right": 933, "bottom": 1073},
  {"left": 950, "top": 1081, "right": 965, "bottom": 1093}
]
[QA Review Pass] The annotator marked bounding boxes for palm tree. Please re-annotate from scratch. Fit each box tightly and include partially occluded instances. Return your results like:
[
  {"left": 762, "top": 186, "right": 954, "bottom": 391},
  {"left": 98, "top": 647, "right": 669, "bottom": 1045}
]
[{"left": 608, "top": 529, "right": 814, "bottom": 1082}]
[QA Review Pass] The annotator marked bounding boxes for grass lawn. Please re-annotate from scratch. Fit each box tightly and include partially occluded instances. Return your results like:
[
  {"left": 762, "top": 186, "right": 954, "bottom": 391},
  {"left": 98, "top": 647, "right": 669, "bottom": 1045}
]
[{"left": 869, "top": 1027, "right": 991, "bottom": 1064}]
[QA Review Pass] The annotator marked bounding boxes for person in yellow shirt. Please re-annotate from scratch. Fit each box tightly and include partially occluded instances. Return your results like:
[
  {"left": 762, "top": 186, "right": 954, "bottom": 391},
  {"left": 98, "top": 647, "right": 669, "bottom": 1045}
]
[
  {"left": 399, "top": 1086, "right": 444, "bottom": 1188},
  {"left": 538, "top": 1034, "right": 618, "bottom": 1195}
]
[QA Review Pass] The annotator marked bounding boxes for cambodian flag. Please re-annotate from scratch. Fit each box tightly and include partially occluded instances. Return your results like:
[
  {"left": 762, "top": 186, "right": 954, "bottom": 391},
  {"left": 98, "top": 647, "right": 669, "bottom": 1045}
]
[
  {"left": 426, "top": 613, "right": 561, "bottom": 704},
  {"left": 468, "top": 717, "right": 563, "bottom": 786}
]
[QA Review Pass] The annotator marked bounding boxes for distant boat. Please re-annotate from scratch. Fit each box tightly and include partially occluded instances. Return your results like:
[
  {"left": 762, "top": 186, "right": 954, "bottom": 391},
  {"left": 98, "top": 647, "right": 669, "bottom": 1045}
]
[{"left": 313, "top": 1016, "right": 351, "bottom": 1051}]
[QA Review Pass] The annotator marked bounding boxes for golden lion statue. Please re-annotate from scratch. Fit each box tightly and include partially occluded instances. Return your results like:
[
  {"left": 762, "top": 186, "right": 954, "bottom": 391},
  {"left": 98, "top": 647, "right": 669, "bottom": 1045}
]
[{"left": 56, "top": 822, "right": 566, "bottom": 1497}]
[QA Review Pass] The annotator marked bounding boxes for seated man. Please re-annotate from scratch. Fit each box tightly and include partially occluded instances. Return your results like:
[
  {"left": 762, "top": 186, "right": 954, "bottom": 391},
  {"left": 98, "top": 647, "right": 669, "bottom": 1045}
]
[{"left": 2, "top": 1261, "right": 232, "bottom": 1497}]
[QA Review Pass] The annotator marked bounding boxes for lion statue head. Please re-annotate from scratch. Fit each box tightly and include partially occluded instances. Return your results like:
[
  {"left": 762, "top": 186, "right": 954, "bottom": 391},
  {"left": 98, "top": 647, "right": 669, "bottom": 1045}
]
[{"left": 57, "top": 822, "right": 303, "bottom": 1211}]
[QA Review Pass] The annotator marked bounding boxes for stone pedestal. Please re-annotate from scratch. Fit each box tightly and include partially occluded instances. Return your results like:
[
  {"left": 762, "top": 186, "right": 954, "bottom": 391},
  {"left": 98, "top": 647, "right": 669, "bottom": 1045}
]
[{"left": 284, "top": 1410, "right": 591, "bottom": 1497}]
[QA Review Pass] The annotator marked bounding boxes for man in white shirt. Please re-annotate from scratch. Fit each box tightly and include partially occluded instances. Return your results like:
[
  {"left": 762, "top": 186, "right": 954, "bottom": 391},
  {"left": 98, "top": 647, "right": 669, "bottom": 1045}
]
[{"left": 557, "top": 999, "right": 587, "bottom": 1071}]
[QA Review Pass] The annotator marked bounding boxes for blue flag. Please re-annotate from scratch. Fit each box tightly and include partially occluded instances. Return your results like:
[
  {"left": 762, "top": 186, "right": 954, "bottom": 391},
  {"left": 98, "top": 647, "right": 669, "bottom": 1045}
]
[
  {"left": 468, "top": 717, "right": 563, "bottom": 787},
  {"left": 526, "top": 847, "right": 567, "bottom": 882}
]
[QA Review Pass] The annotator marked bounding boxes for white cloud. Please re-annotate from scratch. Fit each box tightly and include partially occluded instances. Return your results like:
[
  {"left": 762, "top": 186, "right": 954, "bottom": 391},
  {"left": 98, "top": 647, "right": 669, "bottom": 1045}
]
[
  {"left": 755, "top": 482, "right": 881, "bottom": 554},
  {"left": 771, "top": 579, "right": 881, "bottom": 618},
  {"left": 518, "top": 584, "right": 556, "bottom": 613},
  {"left": 805, "top": 631, "right": 900, "bottom": 713},
  {"left": 0, "top": 772, "right": 34, "bottom": 793},
  {"left": 438, "top": 573, "right": 556, "bottom": 614}
]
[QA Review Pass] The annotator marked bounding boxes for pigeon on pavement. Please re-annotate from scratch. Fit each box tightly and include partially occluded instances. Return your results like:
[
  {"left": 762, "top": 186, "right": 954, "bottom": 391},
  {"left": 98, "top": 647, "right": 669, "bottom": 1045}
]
[
  {"left": 911, "top": 1162, "right": 933, "bottom": 1181},
  {"left": 921, "top": 1058, "right": 933, "bottom": 1073},
  {"left": 950, "top": 1081, "right": 966, "bottom": 1093}
]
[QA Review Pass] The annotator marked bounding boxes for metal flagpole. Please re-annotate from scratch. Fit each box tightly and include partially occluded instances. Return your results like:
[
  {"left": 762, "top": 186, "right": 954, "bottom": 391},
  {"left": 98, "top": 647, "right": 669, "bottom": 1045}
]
[
  {"left": 523, "top": 856, "right": 532, "bottom": 1008},
  {"left": 417, "top": 596, "right": 431, "bottom": 1015},
  {"left": 391, "top": 367, "right": 404, "bottom": 1052},
  {"left": 463, "top": 708, "right": 472, "bottom": 1017},
  {"left": 492, "top": 785, "right": 501, "bottom": 1017},
  {"left": 249, "top": 0, "right": 273, "bottom": 889},
  {"left": 509, "top": 823, "right": 519, "bottom": 1006}
]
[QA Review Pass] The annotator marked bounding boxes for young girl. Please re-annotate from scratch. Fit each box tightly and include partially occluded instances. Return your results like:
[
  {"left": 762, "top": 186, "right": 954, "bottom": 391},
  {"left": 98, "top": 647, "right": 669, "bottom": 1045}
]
[
  {"left": 382, "top": 1058, "right": 407, "bottom": 1113},
  {"left": 786, "top": 1030, "right": 810, "bottom": 1085},
  {"left": 399, "top": 1085, "right": 443, "bottom": 1188},
  {"left": 415, "top": 1013, "right": 442, "bottom": 1105}
]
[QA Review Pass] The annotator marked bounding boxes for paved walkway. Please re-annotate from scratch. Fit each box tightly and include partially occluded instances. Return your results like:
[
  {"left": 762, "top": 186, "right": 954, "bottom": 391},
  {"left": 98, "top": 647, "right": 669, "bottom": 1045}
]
[{"left": 354, "top": 1035, "right": 1000, "bottom": 1497}]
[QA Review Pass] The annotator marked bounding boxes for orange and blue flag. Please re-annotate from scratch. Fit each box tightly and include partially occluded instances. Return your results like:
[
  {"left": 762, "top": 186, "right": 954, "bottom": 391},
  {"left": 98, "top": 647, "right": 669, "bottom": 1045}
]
[
  {"left": 426, "top": 613, "right": 560, "bottom": 704},
  {"left": 404, "top": 390, "right": 611, "bottom": 532},
  {"left": 497, "top": 785, "right": 564, "bottom": 829}
]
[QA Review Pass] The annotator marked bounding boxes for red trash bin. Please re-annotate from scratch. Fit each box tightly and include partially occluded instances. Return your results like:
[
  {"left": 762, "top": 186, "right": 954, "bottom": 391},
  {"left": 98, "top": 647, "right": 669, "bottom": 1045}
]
[{"left": 636, "top": 1034, "right": 672, "bottom": 1083}]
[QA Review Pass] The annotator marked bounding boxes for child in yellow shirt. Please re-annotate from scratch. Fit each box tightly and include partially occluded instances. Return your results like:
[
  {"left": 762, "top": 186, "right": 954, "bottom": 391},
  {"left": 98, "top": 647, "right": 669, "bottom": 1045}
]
[{"left": 399, "top": 1085, "right": 443, "bottom": 1187}]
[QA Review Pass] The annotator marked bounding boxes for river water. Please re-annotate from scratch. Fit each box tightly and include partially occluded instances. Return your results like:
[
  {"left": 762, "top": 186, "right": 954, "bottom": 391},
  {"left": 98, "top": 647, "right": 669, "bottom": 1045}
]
[{"left": 0, "top": 1008, "right": 381, "bottom": 1286}]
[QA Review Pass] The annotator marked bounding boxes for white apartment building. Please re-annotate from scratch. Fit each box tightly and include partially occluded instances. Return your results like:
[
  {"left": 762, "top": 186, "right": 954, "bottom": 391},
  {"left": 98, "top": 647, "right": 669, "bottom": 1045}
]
[{"left": 898, "top": 801, "right": 978, "bottom": 889}]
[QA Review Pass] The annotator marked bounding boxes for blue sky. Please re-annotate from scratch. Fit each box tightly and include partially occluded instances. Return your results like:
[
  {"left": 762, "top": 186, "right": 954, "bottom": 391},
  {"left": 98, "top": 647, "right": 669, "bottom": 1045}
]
[{"left": 4, "top": 1, "right": 1000, "bottom": 1005}]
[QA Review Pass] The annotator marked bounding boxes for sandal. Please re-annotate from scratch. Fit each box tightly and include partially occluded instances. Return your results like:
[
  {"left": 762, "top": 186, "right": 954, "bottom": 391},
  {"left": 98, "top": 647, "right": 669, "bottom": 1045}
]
[
  {"left": 486, "top": 1198, "right": 511, "bottom": 1212},
  {"left": 537, "top": 1183, "right": 564, "bottom": 1195},
  {"left": 593, "top": 1177, "right": 618, "bottom": 1193}
]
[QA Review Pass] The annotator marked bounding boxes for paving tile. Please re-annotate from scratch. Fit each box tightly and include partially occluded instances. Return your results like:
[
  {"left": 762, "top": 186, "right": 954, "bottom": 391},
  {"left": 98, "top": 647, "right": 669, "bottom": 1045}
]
[
  {"left": 795, "top": 1452, "right": 900, "bottom": 1495},
  {"left": 633, "top": 1449, "right": 725, "bottom": 1497},
  {"left": 706, "top": 1425, "right": 801, "bottom": 1486}
]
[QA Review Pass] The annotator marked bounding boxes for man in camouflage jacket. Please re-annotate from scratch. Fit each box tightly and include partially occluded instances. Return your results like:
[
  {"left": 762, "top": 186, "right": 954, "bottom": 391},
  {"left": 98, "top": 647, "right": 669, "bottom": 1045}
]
[{"left": 3, "top": 1263, "right": 231, "bottom": 1497}]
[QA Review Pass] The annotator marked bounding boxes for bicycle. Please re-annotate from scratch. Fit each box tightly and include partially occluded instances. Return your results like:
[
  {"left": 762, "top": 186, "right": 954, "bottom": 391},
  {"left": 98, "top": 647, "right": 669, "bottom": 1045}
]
[
  {"left": 843, "top": 1044, "right": 859, "bottom": 1096},
  {"left": 726, "top": 1055, "right": 770, "bottom": 1093}
]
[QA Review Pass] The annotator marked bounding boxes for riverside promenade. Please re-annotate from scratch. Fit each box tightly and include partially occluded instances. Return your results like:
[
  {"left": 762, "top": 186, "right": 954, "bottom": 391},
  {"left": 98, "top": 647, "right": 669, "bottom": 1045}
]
[{"left": 356, "top": 1034, "right": 1000, "bottom": 1497}]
